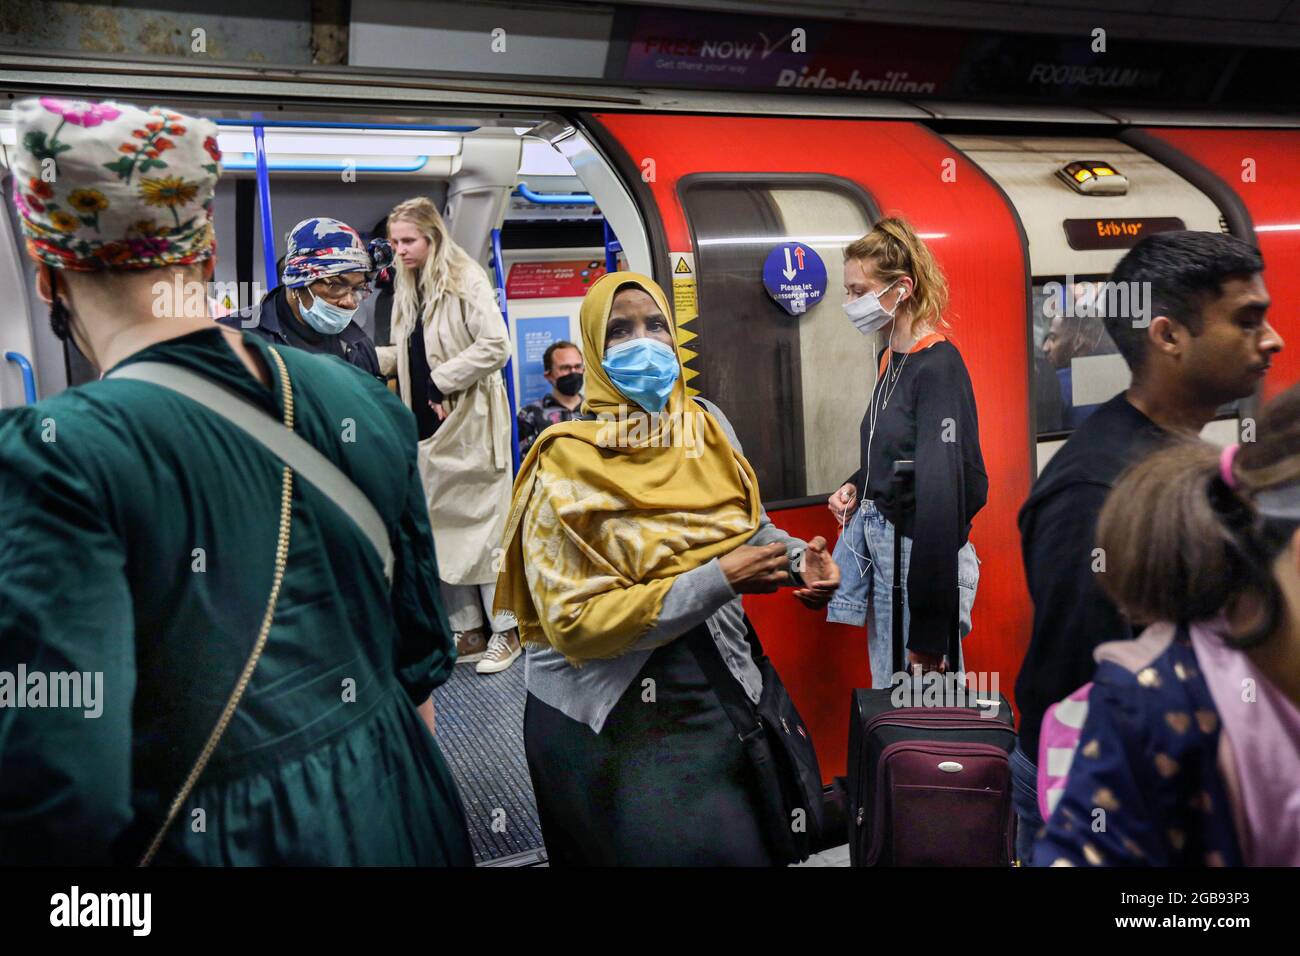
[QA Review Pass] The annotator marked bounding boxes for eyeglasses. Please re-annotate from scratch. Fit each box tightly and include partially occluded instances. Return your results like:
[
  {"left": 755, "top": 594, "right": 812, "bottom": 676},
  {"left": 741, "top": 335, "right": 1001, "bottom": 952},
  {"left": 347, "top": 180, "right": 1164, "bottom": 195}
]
[{"left": 313, "top": 277, "right": 373, "bottom": 303}]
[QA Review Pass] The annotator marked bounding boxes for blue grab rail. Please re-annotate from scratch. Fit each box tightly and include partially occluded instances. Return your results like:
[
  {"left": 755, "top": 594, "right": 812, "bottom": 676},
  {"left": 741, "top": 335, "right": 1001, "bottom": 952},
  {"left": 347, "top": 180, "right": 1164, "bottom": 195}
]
[
  {"left": 603, "top": 219, "right": 622, "bottom": 274},
  {"left": 222, "top": 155, "right": 430, "bottom": 173},
  {"left": 251, "top": 119, "right": 278, "bottom": 289},
  {"left": 4, "top": 351, "right": 36, "bottom": 404},
  {"left": 489, "top": 228, "right": 521, "bottom": 476},
  {"left": 514, "top": 183, "right": 594, "bottom": 205}
]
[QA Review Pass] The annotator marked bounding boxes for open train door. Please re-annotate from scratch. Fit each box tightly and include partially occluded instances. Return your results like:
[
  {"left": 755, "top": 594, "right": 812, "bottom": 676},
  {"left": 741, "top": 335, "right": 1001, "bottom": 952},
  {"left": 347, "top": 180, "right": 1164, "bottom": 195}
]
[{"left": 582, "top": 113, "right": 1034, "bottom": 781}]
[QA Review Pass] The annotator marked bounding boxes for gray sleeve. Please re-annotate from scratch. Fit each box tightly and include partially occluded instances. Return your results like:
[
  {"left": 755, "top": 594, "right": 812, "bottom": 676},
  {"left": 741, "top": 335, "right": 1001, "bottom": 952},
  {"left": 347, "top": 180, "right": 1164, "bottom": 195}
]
[
  {"left": 629, "top": 558, "right": 736, "bottom": 651},
  {"left": 695, "top": 398, "right": 805, "bottom": 556}
]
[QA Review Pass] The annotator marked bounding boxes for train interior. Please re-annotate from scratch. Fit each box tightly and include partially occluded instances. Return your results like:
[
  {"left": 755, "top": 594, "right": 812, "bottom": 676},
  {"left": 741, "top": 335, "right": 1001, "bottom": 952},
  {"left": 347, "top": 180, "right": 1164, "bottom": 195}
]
[{"left": 0, "top": 99, "right": 1279, "bottom": 865}]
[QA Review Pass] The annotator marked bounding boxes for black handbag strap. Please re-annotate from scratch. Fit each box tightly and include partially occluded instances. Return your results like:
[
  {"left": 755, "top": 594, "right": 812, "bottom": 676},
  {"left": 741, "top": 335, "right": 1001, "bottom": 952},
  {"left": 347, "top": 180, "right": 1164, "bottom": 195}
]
[{"left": 684, "top": 625, "right": 764, "bottom": 744}]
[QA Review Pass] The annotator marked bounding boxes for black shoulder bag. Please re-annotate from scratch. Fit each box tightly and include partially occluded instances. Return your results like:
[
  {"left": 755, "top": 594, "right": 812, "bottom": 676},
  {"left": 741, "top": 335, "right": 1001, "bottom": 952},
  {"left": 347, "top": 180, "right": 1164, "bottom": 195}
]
[{"left": 687, "top": 618, "right": 825, "bottom": 865}]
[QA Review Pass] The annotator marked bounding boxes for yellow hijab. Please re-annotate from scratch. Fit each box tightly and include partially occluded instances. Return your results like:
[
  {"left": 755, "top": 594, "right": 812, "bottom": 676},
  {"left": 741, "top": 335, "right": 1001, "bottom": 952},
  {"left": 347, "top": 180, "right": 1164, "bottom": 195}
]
[{"left": 492, "top": 272, "right": 762, "bottom": 661}]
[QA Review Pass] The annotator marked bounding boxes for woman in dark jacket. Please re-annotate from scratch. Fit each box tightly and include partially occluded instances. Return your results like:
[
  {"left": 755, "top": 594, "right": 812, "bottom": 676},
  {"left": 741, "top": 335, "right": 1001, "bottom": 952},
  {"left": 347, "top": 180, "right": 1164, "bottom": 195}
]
[{"left": 826, "top": 217, "right": 988, "bottom": 685}]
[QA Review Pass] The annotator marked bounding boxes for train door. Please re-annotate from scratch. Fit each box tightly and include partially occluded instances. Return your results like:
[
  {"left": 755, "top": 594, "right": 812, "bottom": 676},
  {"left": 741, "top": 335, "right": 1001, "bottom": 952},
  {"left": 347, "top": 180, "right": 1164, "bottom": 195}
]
[
  {"left": 941, "top": 134, "right": 1242, "bottom": 473},
  {"left": 582, "top": 113, "right": 1034, "bottom": 781}
]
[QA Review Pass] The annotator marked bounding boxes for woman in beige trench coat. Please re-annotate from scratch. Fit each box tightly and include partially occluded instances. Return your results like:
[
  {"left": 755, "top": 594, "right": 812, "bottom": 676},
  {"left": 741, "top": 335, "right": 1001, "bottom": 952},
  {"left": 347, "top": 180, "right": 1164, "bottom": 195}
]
[{"left": 378, "top": 197, "right": 521, "bottom": 674}]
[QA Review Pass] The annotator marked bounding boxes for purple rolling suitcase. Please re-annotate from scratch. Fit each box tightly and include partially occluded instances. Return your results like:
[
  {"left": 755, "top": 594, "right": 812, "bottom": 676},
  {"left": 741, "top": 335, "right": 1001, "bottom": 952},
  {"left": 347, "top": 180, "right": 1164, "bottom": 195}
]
[{"left": 846, "top": 461, "right": 1017, "bottom": 867}]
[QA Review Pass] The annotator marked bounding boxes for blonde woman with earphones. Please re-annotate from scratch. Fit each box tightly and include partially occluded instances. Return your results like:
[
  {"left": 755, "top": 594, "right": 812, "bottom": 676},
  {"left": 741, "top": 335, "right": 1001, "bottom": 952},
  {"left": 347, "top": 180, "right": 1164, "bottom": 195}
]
[{"left": 825, "top": 218, "right": 988, "bottom": 688}]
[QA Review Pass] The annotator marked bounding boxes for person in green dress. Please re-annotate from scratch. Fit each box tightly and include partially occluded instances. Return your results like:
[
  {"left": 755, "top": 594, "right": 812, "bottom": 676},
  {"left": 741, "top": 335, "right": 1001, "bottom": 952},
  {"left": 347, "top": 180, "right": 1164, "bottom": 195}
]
[{"left": 0, "top": 96, "right": 472, "bottom": 865}]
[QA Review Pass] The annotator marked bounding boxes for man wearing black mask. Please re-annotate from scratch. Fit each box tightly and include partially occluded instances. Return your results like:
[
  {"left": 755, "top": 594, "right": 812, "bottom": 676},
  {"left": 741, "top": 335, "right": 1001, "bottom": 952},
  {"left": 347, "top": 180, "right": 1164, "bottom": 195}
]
[{"left": 517, "top": 340, "right": 592, "bottom": 456}]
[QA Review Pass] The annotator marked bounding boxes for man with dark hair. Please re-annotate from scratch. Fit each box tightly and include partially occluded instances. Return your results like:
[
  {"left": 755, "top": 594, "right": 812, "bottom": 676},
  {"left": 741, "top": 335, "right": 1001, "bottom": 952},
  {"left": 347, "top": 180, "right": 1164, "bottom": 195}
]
[
  {"left": 1013, "top": 230, "right": 1283, "bottom": 864},
  {"left": 516, "top": 339, "right": 592, "bottom": 459}
]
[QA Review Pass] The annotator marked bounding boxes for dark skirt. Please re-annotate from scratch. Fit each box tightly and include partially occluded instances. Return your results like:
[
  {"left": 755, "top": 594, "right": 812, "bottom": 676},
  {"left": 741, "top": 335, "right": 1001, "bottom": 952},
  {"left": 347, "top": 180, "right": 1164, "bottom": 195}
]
[{"left": 523, "top": 628, "right": 777, "bottom": 866}]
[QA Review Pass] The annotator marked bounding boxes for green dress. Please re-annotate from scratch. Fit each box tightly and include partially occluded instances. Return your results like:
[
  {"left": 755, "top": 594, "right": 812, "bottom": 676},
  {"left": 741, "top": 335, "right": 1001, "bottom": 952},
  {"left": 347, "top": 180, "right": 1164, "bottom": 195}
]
[{"left": 0, "top": 327, "right": 472, "bottom": 865}]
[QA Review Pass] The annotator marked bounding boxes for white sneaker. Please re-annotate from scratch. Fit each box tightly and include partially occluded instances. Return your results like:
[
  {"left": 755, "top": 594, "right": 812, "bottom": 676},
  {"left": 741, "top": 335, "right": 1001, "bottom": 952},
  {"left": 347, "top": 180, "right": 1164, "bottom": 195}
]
[{"left": 476, "top": 628, "right": 521, "bottom": 674}]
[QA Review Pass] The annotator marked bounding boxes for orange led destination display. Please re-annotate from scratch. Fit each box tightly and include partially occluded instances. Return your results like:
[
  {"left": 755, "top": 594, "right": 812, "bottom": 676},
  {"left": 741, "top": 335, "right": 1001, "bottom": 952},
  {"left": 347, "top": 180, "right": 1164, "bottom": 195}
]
[{"left": 1063, "top": 216, "right": 1185, "bottom": 251}]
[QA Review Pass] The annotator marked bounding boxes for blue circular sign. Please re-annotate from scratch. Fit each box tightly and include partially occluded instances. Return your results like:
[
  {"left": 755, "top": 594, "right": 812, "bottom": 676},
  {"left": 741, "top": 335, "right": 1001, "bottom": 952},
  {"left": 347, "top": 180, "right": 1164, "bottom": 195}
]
[{"left": 762, "top": 242, "right": 828, "bottom": 316}]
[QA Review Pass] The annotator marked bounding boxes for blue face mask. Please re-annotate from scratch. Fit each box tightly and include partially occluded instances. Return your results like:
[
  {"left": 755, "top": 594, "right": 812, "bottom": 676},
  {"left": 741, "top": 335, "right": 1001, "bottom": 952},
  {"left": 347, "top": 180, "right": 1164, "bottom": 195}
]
[
  {"left": 297, "top": 288, "right": 357, "bottom": 335},
  {"left": 601, "top": 337, "right": 680, "bottom": 413}
]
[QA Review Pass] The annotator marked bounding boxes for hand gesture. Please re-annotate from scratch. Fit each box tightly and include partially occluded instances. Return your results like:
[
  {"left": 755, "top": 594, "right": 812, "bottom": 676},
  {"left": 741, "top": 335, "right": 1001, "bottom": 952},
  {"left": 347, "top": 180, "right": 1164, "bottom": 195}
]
[
  {"left": 719, "top": 543, "right": 789, "bottom": 594},
  {"left": 793, "top": 536, "right": 840, "bottom": 609}
]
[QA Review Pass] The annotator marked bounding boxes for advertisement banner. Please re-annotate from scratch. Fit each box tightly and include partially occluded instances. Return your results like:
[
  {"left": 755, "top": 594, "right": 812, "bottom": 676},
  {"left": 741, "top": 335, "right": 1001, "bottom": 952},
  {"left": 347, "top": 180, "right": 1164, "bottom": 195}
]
[
  {"left": 516, "top": 315, "right": 573, "bottom": 406},
  {"left": 610, "top": 7, "right": 1269, "bottom": 107},
  {"left": 618, "top": 8, "right": 961, "bottom": 95},
  {"left": 507, "top": 260, "right": 606, "bottom": 300}
]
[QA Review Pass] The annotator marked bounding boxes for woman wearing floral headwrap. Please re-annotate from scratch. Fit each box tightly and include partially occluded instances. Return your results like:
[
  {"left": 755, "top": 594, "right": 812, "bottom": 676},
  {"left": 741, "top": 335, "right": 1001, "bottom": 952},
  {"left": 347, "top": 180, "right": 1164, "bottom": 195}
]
[
  {"left": 0, "top": 97, "right": 471, "bottom": 865},
  {"left": 219, "top": 216, "right": 390, "bottom": 379}
]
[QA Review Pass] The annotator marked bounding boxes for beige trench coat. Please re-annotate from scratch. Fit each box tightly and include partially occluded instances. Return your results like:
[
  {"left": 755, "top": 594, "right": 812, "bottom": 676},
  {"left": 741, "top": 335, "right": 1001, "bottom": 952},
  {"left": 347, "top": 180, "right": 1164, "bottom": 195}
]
[{"left": 377, "top": 262, "right": 512, "bottom": 585}]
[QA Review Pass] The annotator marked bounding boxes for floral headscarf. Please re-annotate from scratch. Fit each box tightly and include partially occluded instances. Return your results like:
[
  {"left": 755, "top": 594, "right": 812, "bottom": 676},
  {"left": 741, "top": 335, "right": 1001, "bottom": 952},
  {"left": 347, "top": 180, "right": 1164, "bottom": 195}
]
[{"left": 9, "top": 96, "right": 222, "bottom": 271}]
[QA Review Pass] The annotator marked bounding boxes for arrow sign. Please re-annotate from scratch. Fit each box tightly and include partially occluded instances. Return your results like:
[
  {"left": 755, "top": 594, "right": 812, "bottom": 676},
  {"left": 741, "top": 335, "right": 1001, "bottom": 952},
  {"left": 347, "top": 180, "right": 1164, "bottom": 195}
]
[
  {"left": 762, "top": 242, "right": 828, "bottom": 317},
  {"left": 783, "top": 247, "right": 797, "bottom": 281}
]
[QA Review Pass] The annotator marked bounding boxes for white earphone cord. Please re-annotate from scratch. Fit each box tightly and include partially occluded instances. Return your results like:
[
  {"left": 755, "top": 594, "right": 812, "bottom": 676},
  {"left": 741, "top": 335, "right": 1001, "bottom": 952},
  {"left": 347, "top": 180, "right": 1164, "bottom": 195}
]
[{"left": 835, "top": 347, "right": 911, "bottom": 577}]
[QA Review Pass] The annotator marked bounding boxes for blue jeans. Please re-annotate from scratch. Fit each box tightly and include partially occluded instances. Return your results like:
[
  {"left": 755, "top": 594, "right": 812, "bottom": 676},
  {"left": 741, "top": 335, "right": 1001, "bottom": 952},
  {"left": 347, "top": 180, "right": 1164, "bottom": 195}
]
[
  {"left": 826, "top": 500, "right": 979, "bottom": 690},
  {"left": 1010, "top": 744, "right": 1043, "bottom": 865}
]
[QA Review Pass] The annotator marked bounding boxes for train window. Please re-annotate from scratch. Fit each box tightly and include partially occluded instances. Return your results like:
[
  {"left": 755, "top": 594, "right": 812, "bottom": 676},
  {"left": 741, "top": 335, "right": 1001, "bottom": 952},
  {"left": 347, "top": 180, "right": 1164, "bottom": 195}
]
[
  {"left": 1032, "top": 277, "right": 1241, "bottom": 439},
  {"left": 1032, "top": 278, "right": 1126, "bottom": 436},
  {"left": 679, "top": 176, "right": 879, "bottom": 506}
]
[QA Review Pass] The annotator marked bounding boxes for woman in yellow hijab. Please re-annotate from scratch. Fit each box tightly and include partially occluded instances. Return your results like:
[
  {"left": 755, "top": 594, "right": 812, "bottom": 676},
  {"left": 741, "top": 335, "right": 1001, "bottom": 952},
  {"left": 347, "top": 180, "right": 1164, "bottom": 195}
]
[{"left": 494, "top": 272, "right": 839, "bottom": 866}]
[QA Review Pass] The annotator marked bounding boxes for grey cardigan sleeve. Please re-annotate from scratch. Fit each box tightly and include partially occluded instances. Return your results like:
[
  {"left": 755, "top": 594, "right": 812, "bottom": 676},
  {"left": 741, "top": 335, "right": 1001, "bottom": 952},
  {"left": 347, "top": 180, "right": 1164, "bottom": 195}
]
[
  {"left": 629, "top": 399, "right": 806, "bottom": 651},
  {"left": 697, "top": 398, "right": 805, "bottom": 556}
]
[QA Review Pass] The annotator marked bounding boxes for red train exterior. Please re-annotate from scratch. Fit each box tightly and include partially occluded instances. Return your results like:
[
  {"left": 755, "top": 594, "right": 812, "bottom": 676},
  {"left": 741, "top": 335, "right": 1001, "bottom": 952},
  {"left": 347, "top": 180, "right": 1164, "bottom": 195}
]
[{"left": 589, "top": 113, "right": 1296, "bottom": 783}]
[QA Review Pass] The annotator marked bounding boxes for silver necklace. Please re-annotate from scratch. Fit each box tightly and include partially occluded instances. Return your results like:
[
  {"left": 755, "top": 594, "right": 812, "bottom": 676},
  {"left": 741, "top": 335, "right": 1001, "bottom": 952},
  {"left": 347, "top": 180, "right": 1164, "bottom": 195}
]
[
  {"left": 862, "top": 346, "right": 911, "bottom": 496},
  {"left": 878, "top": 348, "right": 911, "bottom": 411}
]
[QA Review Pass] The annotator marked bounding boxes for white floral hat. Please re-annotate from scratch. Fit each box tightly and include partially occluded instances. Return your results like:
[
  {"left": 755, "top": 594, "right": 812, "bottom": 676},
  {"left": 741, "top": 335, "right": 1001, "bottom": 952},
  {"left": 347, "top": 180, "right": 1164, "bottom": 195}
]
[{"left": 9, "top": 96, "right": 222, "bottom": 271}]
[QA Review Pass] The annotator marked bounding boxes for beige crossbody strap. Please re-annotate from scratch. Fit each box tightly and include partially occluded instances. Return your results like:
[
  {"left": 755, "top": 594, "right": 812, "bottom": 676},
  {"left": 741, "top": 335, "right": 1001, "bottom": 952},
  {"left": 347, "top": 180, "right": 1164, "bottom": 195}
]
[
  {"left": 107, "top": 356, "right": 393, "bottom": 584},
  {"left": 135, "top": 346, "right": 296, "bottom": 866}
]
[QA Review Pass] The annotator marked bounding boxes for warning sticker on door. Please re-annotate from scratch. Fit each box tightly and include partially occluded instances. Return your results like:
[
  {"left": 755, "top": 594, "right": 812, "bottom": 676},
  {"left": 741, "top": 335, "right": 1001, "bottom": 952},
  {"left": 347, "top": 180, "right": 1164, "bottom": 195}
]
[{"left": 671, "top": 252, "right": 697, "bottom": 322}]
